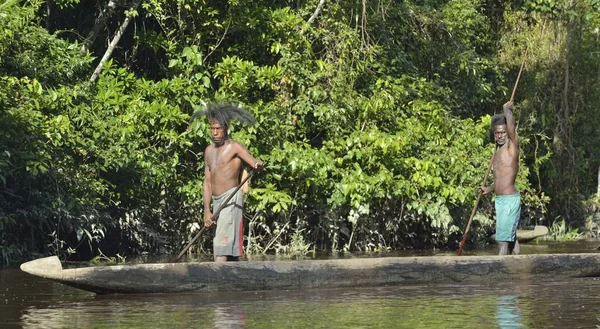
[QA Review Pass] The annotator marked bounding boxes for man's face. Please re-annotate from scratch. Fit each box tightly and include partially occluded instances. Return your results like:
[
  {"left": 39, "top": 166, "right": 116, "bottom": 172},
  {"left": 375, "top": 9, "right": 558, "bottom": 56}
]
[
  {"left": 494, "top": 125, "right": 508, "bottom": 146},
  {"left": 209, "top": 121, "right": 227, "bottom": 145}
]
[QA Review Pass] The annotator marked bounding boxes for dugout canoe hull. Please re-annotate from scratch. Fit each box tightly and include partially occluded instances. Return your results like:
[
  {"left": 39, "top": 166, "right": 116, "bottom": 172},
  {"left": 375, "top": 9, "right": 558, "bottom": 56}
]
[{"left": 20, "top": 253, "right": 600, "bottom": 295}]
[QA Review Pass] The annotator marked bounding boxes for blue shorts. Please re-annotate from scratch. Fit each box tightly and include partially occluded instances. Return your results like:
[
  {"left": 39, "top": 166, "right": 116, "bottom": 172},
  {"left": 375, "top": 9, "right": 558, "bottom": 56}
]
[{"left": 495, "top": 194, "right": 521, "bottom": 242}]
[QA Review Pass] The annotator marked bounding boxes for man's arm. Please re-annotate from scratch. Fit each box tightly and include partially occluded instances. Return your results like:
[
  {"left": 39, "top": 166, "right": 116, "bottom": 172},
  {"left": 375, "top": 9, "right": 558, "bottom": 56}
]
[
  {"left": 503, "top": 101, "right": 518, "bottom": 147},
  {"left": 234, "top": 142, "right": 264, "bottom": 169},
  {"left": 203, "top": 154, "right": 214, "bottom": 227},
  {"left": 480, "top": 182, "right": 495, "bottom": 195}
]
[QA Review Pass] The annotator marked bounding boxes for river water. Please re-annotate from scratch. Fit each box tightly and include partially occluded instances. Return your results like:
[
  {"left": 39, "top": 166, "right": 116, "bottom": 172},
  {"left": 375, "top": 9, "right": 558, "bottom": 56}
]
[{"left": 2, "top": 241, "right": 600, "bottom": 329}]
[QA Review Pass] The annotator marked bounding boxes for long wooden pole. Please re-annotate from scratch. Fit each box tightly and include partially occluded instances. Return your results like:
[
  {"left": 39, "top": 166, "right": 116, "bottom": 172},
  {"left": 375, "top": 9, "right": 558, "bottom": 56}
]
[
  {"left": 510, "top": 46, "right": 529, "bottom": 102},
  {"left": 174, "top": 170, "right": 255, "bottom": 263},
  {"left": 457, "top": 45, "right": 528, "bottom": 256},
  {"left": 457, "top": 150, "right": 495, "bottom": 256}
]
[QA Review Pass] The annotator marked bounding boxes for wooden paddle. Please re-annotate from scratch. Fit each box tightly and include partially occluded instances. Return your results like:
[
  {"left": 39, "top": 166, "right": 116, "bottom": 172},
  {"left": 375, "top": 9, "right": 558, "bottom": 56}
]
[{"left": 173, "top": 169, "right": 255, "bottom": 263}]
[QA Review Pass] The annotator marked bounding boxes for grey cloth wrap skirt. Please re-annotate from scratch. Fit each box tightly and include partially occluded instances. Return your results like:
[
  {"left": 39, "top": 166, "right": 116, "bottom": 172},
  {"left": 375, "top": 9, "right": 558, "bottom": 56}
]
[{"left": 212, "top": 186, "right": 244, "bottom": 257}]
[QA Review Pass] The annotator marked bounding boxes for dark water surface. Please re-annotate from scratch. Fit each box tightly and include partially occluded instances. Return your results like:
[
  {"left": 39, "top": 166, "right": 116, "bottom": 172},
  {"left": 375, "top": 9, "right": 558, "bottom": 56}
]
[{"left": 2, "top": 242, "right": 600, "bottom": 329}]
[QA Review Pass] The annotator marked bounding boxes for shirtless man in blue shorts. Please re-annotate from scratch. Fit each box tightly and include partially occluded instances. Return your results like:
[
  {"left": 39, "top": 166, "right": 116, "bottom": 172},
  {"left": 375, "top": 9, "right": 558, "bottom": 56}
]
[{"left": 480, "top": 101, "right": 521, "bottom": 255}]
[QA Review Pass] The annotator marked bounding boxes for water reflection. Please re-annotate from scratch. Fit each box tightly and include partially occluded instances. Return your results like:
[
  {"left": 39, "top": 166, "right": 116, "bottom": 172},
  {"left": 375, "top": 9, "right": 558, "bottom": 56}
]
[
  {"left": 496, "top": 295, "right": 523, "bottom": 329},
  {"left": 9, "top": 279, "right": 600, "bottom": 329},
  {"left": 4, "top": 240, "right": 600, "bottom": 329},
  {"left": 213, "top": 304, "right": 247, "bottom": 329}
]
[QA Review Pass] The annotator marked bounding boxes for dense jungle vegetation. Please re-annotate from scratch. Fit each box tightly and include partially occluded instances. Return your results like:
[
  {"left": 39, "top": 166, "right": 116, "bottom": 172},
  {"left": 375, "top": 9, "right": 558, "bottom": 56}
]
[{"left": 1, "top": 0, "right": 600, "bottom": 263}]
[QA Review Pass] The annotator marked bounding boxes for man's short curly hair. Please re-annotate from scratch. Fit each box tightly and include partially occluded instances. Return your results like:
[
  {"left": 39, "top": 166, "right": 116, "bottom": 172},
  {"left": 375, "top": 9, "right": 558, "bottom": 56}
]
[{"left": 492, "top": 113, "right": 507, "bottom": 128}]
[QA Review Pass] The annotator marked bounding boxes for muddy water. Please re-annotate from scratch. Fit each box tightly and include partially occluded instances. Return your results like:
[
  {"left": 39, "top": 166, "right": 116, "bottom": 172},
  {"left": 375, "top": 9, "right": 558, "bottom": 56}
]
[{"left": 2, "top": 242, "right": 599, "bottom": 329}]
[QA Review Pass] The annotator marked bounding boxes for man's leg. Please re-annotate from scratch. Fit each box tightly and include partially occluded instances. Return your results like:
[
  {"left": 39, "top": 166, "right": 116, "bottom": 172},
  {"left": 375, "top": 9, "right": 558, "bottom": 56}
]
[
  {"left": 509, "top": 239, "right": 521, "bottom": 255},
  {"left": 498, "top": 242, "right": 509, "bottom": 255},
  {"left": 215, "top": 255, "right": 228, "bottom": 262},
  {"left": 214, "top": 255, "right": 240, "bottom": 262}
]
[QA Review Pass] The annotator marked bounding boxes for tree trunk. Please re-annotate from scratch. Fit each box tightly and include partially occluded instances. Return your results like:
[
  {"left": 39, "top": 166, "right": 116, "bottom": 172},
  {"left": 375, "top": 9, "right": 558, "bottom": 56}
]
[
  {"left": 81, "top": 0, "right": 119, "bottom": 55},
  {"left": 89, "top": 0, "right": 141, "bottom": 83},
  {"left": 45, "top": 0, "right": 51, "bottom": 30}
]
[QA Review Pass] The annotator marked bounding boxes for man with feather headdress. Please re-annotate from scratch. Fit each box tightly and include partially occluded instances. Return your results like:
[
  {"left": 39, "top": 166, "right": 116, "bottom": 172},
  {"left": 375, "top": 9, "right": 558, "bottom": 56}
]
[{"left": 192, "top": 102, "right": 264, "bottom": 262}]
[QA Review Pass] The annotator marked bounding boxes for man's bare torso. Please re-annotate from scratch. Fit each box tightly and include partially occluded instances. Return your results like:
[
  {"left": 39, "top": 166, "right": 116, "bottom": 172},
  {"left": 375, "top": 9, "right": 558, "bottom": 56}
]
[
  {"left": 493, "top": 141, "right": 519, "bottom": 195},
  {"left": 205, "top": 139, "right": 243, "bottom": 196}
]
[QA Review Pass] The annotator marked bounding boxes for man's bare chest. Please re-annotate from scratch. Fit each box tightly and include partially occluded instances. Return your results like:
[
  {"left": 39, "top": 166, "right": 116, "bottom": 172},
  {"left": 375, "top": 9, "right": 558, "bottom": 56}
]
[
  {"left": 494, "top": 146, "right": 517, "bottom": 169},
  {"left": 207, "top": 143, "right": 236, "bottom": 170}
]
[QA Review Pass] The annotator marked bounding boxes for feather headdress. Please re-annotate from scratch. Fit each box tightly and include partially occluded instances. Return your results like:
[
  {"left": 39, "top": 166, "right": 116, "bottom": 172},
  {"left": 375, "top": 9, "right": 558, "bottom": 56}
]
[{"left": 190, "top": 102, "right": 256, "bottom": 128}]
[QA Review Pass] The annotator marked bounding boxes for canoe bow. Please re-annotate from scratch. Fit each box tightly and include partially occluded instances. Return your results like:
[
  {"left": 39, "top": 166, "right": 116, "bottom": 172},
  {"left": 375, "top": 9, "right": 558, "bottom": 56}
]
[{"left": 20, "top": 256, "right": 63, "bottom": 280}]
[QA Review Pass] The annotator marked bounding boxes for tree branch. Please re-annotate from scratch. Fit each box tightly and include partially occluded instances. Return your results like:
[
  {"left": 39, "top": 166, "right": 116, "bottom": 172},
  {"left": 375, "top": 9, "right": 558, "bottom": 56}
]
[
  {"left": 203, "top": 18, "right": 231, "bottom": 62},
  {"left": 300, "top": 0, "right": 326, "bottom": 35},
  {"left": 90, "top": 0, "right": 141, "bottom": 83}
]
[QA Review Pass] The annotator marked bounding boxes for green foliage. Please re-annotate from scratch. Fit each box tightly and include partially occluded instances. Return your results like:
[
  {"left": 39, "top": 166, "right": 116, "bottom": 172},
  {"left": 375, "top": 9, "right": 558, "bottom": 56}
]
[
  {"left": 5, "top": 0, "right": 600, "bottom": 263},
  {"left": 0, "top": 25, "right": 92, "bottom": 86},
  {"left": 47, "top": 231, "right": 76, "bottom": 259},
  {"left": 500, "top": 0, "right": 600, "bottom": 224},
  {"left": 522, "top": 0, "right": 564, "bottom": 16},
  {"left": 90, "top": 249, "right": 126, "bottom": 265},
  {"left": 273, "top": 228, "right": 313, "bottom": 258},
  {"left": 545, "top": 218, "right": 584, "bottom": 241}
]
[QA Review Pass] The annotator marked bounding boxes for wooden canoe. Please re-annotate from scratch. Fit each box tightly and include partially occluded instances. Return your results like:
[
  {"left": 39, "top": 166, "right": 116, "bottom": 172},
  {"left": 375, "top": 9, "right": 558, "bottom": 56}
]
[
  {"left": 490, "top": 225, "right": 549, "bottom": 243},
  {"left": 20, "top": 253, "right": 600, "bottom": 295}
]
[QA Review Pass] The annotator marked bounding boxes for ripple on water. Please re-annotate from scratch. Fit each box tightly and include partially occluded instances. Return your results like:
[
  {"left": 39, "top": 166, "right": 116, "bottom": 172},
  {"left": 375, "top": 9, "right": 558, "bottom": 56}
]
[{"left": 10, "top": 279, "right": 599, "bottom": 329}]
